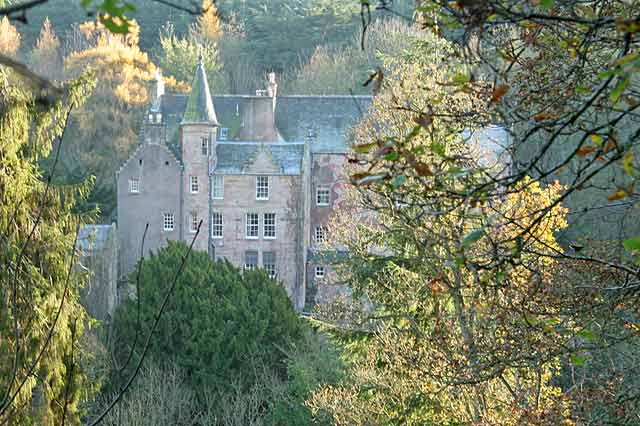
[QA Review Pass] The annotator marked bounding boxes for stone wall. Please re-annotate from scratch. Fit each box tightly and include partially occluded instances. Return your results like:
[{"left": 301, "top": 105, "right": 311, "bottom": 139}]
[
  {"left": 77, "top": 224, "right": 118, "bottom": 322},
  {"left": 211, "top": 170, "right": 305, "bottom": 309},
  {"left": 117, "top": 143, "right": 182, "bottom": 276}
]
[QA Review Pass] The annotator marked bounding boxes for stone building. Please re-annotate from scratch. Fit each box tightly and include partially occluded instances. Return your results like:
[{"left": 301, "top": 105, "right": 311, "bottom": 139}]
[{"left": 116, "top": 58, "right": 370, "bottom": 310}]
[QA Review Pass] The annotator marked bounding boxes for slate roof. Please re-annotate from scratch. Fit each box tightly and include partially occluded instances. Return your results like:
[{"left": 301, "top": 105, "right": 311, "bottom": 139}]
[
  {"left": 181, "top": 59, "right": 218, "bottom": 125},
  {"left": 215, "top": 141, "right": 305, "bottom": 175},
  {"left": 161, "top": 94, "right": 372, "bottom": 152}
]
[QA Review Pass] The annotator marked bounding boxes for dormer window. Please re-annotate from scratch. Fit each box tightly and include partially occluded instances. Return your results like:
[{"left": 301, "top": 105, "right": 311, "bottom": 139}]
[
  {"left": 219, "top": 128, "right": 229, "bottom": 141},
  {"left": 148, "top": 113, "right": 153, "bottom": 122},
  {"left": 155, "top": 113, "right": 162, "bottom": 123}
]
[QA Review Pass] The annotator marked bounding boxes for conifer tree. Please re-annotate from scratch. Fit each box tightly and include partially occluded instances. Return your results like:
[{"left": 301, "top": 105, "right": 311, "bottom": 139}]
[
  {"left": 27, "top": 17, "right": 63, "bottom": 81},
  {"left": 0, "top": 71, "right": 95, "bottom": 426},
  {"left": 0, "top": 16, "right": 21, "bottom": 58}
]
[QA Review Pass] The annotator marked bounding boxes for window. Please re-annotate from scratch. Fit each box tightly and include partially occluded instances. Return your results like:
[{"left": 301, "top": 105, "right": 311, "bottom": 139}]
[
  {"left": 148, "top": 113, "right": 153, "bottom": 122},
  {"left": 212, "top": 175, "right": 224, "bottom": 199},
  {"left": 211, "top": 212, "right": 223, "bottom": 238},
  {"left": 263, "top": 252, "right": 276, "bottom": 279},
  {"left": 244, "top": 250, "right": 258, "bottom": 270},
  {"left": 314, "top": 226, "right": 327, "bottom": 244},
  {"left": 156, "top": 113, "right": 162, "bottom": 123},
  {"left": 201, "top": 137, "right": 208, "bottom": 155},
  {"left": 315, "top": 266, "right": 326, "bottom": 279},
  {"left": 263, "top": 213, "right": 276, "bottom": 239},
  {"left": 219, "top": 127, "right": 229, "bottom": 141},
  {"left": 129, "top": 178, "right": 140, "bottom": 193},
  {"left": 190, "top": 176, "right": 199, "bottom": 193},
  {"left": 256, "top": 176, "right": 269, "bottom": 200},
  {"left": 189, "top": 212, "right": 198, "bottom": 233},
  {"left": 246, "top": 213, "right": 259, "bottom": 238},
  {"left": 163, "top": 213, "right": 174, "bottom": 231},
  {"left": 316, "top": 185, "right": 330, "bottom": 206}
]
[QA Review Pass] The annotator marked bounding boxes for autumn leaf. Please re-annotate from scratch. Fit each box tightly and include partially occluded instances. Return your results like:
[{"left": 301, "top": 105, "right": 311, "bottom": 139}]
[
  {"left": 622, "top": 151, "right": 635, "bottom": 176},
  {"left": 576, "top": 146, "right": 597, "bottom": 157},
  {"left": 607, "top": 188, "right": 628, "bottom": 201},
  {"left": 604, "top": 138, "right": 618, "bottom": 153},
  {"left": 490, "top": 84, "right": 509, "bottom": 104},
  {"left": 414, "top": 113, "right": 433, "bottom": 128},
  {"left": 590, "top": 134, "right": 602, "bottom": 145},
  {"left": 533, "top": 112, "right": 554, "bottom": 122},
  {"left": 414, "top": 163, "right": 433, "bottom": 177}
]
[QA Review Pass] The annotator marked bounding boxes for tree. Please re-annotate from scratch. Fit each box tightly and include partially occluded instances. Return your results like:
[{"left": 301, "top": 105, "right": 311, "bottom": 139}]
[
  {"left": 307, "top": 34, "right": 589, "bottom": 425},
  {"left": 112, "top": 241, "right": 304, "bottom": 394},
  {"left": 61, "top": 19, "right": 169, "bottom": 219},
  {"left": 27, "top": 17, "right": 63, "bottom": 81},
  {"left": 0, "top": 15, "right": 20, "bottom": 58},
  {"left": 238, "top": 0, "right": 361, "bottom": 74},
  {"left": 0, "top": 71, "right": 95, "bottom": 425},
  {"left": 285, "top": 18, "right": 422, "bottom": 95},
  {"left": 157, "top": 20, "right": 226, "bottom": 92}
]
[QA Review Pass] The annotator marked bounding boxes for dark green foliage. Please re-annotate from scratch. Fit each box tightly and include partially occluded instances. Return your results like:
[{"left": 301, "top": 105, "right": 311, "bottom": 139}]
[
  {"left": 112, "top": 241, "right": 303, "bottom": 393},
  {"left": 223, "top": 0, "right": 361, "bottom": 74}
]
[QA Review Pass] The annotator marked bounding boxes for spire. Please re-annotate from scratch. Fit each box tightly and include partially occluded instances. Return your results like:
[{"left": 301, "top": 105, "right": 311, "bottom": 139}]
[{"left": 181, "top": 51, "right": 218, "bottom": 125}]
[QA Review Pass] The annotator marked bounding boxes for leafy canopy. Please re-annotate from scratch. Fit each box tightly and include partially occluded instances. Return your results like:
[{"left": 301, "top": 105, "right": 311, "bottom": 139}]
[{"left": 112, "top": 241, "right": 304, "bottom": 394}]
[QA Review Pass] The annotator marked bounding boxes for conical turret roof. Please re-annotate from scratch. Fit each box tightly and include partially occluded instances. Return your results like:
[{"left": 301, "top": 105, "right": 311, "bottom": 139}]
[{"left": 181, "top": 54, "right": 218, "bottom": 125}]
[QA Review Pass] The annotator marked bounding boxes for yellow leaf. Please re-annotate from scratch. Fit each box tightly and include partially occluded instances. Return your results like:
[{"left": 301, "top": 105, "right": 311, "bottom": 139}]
[
  {"left": 608, "top": 188, "right": 628, "bottom": 201},
  {"left": 623, "top": 151, "right": 635, "bottom": 176},
  {"left": 615, "top": 51, "right": 639, "bottom": 66}
]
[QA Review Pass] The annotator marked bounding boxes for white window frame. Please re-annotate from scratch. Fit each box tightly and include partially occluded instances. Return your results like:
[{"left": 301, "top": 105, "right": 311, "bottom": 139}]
[
  {"left": 246, "top": 213, "right": 259, "bottom": 239},
  {"left": 219, "top": 127, "right": 229, "bottom": 141},
  {"left": 314, "top": 226, "right": 327, "bottom": 244},
  {"left": 163, "top": 213, "right": 174, "bottom": 232},
  {"left": 263, "top": 251, "right": 276, "bottom": 279},
  {"left": 189, "top": 212, "right": 198, "bottom": 233},
  {"left": 263, "top": 213, "right": 276, "bottom": 239},
  {"left": 316, "top": 185, "right": 330, "bottom": 206},
  {"left": 129, "top": 178, "right": 140, "bottom": 193},
  {"left": 201, "top": 137, "right": 208, "bottom": 156},
  {"left": 212, "top": 175, "right": 224, "bottom": 200},
  {"left": 315, "top": 266, "right": 326, "bottom": 279},
  {"left": 244, "top": 250, "right": 258, "bottom": 270},
  {"left": 190, "top": 175, "right": 199, "bottom": 194},
  {"left": 211, "top": 212, "right": 223, "bottom": 239},
  {"left": 256, "top": 176, "right": 269, "bottom": 200}
]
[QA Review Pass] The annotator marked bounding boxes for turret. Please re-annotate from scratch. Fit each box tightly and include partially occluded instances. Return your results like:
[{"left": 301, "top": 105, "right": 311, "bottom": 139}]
[{"left": 180, "top": 53, "right": 218, "bottom": 253}]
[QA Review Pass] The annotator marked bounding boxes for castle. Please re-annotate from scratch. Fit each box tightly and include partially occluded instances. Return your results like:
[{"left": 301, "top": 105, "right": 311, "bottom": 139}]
[{"left": 116, "top": 57, "right": 371, "bottom": 310}]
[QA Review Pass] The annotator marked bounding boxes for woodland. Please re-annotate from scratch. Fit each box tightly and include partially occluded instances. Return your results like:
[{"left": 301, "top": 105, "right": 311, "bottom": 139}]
[{"left": 1, "top": 0, "right": 640, "bottom": 425}]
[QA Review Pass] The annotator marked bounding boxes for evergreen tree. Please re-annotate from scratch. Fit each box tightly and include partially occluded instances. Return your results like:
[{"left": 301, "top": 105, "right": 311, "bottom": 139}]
[
  {"left": 0, "top": 71, "right": 95, "bottom": 425},
  {"left": 27, "top": 17, "right": 63, "bottom": 81},
  {"left": 0, "top": 16, "right": 21, "bottom": 58},
  {"left": 112, "top": 241, "right": 304, "bottom": 394}
]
